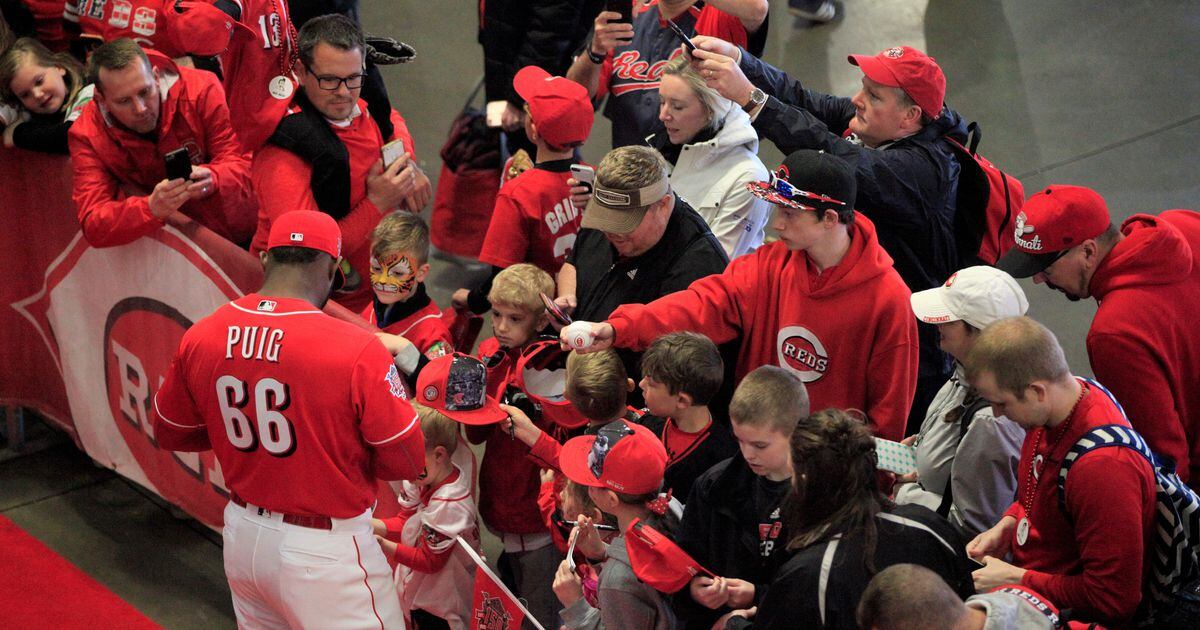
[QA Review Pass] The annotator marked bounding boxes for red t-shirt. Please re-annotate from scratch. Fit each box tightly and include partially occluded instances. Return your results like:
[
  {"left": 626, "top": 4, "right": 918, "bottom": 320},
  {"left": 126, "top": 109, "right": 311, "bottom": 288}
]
[
  {"left": 478, "top": 164, "right": 582, "bottom": 275},
  {"left": 153, "top": 294, "right": 426, "bottom": 518}
]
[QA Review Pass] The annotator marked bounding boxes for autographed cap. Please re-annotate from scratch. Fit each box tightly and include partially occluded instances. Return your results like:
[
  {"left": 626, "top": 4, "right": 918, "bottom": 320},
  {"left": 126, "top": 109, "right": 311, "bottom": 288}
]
[
  {"left": 625, "top": 518, "right": 713, "bottom": 594},
  {"left": 416, "top": 353, "right": 507, "bottom": 425},
  {"left": 910, "top": 266, "right": 1028, "bottom": 330},
  {"left": 514, "top": 65, "right": 594, "bottom": 147},
  {"left": 996, "top": 185, "right": 1111, "bottom": 278},
  {"left": 515, "top": 341, "right": 589, "bottom": 430},
  {"left": 167, "top": 1, "right": 241, "bottom": 57},
  {"left": 559, "top": 420, "right": 667, "bottom": 494},
  {"left": 267, "top": 210, "right": 342, "bottom": 259},
  {"left": 849, "top": 46, "right": 946, "bottom": 120},
  {"left": 747, "top": 149, "right": 856, "bottom": 213}
]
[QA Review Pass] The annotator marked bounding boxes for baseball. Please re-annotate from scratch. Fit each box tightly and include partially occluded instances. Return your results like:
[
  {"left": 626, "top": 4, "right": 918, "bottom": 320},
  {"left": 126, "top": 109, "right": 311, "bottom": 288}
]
[{"left": 563, "top": 322, "right": 594, "bottom": 350}]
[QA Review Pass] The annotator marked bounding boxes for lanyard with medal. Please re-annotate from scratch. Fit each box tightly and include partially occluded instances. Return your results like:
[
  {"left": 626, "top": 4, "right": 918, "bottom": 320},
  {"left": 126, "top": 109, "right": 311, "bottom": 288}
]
[
  {"left": 266, "top": 0, "right": 299, "bottom": 101},
  {"left": 1016, "top": 384, "right": 1087, "bottom": 546}
]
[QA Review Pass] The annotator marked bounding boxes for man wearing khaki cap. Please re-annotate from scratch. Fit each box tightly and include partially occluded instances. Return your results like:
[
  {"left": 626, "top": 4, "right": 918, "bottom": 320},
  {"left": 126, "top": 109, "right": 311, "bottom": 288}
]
[{"left": 998, "top": 184, "right": 1200, "bottom": 487}]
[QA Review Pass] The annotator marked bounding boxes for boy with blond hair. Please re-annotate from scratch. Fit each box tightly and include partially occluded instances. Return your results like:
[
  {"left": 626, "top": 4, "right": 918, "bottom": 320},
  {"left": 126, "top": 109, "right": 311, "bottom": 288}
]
[
  {"left": 362, "top": 212, "right": 452, "bottom": 359},
  {"left": 675, "top": 366, "right": 810, "bottom": 630}
]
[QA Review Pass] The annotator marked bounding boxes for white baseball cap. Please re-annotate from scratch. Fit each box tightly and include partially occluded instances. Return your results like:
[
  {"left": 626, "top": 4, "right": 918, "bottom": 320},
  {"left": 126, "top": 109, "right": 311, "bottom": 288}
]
[{"left": 910, "top": 266, "right": 1029, "bottom": 330}]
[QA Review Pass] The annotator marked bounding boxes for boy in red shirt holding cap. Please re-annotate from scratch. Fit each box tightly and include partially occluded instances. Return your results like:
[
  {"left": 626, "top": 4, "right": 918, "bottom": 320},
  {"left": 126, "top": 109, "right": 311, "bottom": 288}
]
[
  {"left": 454, "top": 65, "right": 594, "bottom": 315},
  {"left": 997, "top": 184, "right": 1200, "bottom": 488}
]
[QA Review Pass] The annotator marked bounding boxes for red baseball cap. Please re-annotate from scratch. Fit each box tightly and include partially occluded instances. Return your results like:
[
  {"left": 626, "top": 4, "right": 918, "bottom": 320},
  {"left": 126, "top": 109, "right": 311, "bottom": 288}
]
[
  {"left": 416, "top": 353, "right": 507, "bottom": 425},
  {"left": 167, "top": 1, "right": 242, "bottom": 57},
  {"left": 996, "top": 185, "right": 1111, "bottom": 278},
  {"left": 515, "top": 341, "right": 589, "bottom": 430},
  {"left": 849, "top": 46, "right": 946, "bottom": 120},
  {"left": 559, "top": 420, "right": 667, "bottom": 494},
  {"left": 625, "top": 518, "right": 713, "bottom": 593},
  {"left": 513, "top": 65, "right": 594, "bottom": 147},
  {"left": 267, "top": 210, "right": 342, "bottom": 259}
]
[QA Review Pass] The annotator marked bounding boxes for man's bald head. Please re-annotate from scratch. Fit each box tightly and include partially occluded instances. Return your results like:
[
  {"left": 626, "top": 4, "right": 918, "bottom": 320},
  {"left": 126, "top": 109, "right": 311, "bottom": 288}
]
[{"left": 857, "top": 564, "right": 968, "bottom": 630}]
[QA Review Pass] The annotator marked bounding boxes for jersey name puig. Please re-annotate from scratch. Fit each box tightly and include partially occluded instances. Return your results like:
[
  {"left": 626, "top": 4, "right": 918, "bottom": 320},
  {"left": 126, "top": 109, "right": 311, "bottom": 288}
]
[{"left": 225, "top": 326, "right": 285, "bottom": 363}]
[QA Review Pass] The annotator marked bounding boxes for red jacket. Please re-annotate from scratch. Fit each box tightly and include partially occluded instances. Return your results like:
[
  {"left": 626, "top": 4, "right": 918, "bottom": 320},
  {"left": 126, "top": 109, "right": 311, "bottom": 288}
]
[
  {"left": 1006, "top": 380, "right": 1156, "bottom": 626},
  {"left": 68, "top": 52, "right": 256, "bottom": 247},
  {"left": 250, "top": 102, "right": 416, "bottom": 313},
  {"left": 608, "top": 214, "right": 918, "bottom": 440},
  {"left": 1087, "top": 210, "right": 1200, "bottom": 484}
]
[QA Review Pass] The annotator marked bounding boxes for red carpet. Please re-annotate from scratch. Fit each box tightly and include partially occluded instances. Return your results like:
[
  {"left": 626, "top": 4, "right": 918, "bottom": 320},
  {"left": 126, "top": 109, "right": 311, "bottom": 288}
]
[{"left": 0, "top": 515, "right": 161, "bottom": 629}]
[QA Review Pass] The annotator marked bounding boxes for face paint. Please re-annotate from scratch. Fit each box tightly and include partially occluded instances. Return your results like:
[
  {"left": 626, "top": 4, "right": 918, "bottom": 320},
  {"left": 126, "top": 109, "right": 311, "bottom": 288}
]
[{"left": 370, "top": 252, "right": 417, "bottom": 296}]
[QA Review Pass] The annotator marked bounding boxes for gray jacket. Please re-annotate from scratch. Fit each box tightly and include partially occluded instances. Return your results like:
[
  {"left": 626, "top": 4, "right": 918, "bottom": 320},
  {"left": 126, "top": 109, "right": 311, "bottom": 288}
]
[
  {"left": 967, "top": 589, "right": 1061, "bottom": 629},
  {"left": 561, "top": 536, "right": 677, "bottom": 630},
  {"left": 894, "top": 364, "right": 1025, "bottom": 536}
]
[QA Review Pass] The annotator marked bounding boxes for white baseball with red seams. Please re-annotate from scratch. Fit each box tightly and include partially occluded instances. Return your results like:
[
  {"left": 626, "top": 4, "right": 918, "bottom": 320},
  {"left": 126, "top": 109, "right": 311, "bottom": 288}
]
[{"left": 563, "top": 321, "right": 594, "bottom": 349}]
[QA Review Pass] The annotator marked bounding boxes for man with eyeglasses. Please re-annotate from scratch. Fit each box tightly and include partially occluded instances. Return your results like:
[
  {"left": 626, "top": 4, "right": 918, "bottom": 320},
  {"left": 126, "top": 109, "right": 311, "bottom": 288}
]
[
  {"left": 997, "top": 185, "right": 1200, "bottom": 489},
  {"left": 251, "top": 14, "right": 430, "bottom": 313},
  {"left": 567, "top": 150, "right": 918, "bottom": 441}
]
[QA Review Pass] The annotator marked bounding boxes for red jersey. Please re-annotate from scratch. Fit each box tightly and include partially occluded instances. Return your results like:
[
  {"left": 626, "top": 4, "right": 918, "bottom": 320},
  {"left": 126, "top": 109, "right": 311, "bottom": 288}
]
[
  {"left": 64, "top": 0, "right": 184, "bottom": 56},
  {"left": 360, "top": 289, "right": 453, "bottom": 359},
  {"left": 153, "top": 294, "right": 426, "bottom": 518},
  {"left": 608, "top": 214, "right": 918, "bottom": 440},
  {"left": 68, "top": 52, "right": 257, "bottom": 247},
  {"left": 477, "top": 162, "right": 582, "bottom": 275},
  {"left": 251, "top": 102, "right": 416, "bottom": 313},
  {"left": 1005, "top": 380, "right": 1156, "bottom": 625},
  {"left": 219, "top": 0, "right": 299, "bottom": 151}
]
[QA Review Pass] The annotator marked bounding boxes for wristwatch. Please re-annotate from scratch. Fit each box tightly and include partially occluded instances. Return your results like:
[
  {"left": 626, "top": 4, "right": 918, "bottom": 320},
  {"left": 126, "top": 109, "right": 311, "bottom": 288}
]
[{"left": 743, "top": 88, "right": 766, "bottom": 113}]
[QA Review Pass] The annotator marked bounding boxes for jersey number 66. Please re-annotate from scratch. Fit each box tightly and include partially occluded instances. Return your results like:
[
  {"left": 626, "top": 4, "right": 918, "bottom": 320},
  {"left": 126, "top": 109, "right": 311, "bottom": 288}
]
[{"left": 216, "top": 375, "right": 296, "bottom": 456}]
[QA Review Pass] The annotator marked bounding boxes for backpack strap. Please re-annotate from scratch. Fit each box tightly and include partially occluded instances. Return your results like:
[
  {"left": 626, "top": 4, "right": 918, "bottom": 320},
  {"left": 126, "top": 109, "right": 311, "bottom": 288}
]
[
  {"left": 935, "top": 393, "right": 991, "bottom": 517},
  {"left": 965, "top": 121, "right": 982, "bottom": 155},
  {"left": 1057, "top": 424, "right": 1158, "bottom": 508}
]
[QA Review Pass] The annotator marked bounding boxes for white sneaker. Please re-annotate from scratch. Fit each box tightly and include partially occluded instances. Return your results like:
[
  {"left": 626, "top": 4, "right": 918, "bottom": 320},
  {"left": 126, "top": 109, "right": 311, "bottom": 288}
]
[{"left": 788, "top": 0, "right": 836, "bottom": 22}]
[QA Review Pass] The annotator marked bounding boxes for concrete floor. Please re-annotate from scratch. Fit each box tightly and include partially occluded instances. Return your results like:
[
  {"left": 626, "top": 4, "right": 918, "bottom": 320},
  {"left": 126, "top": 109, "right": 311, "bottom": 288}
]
[{"left": 2, "top": 1, "right": 1196, "bottom": 627}]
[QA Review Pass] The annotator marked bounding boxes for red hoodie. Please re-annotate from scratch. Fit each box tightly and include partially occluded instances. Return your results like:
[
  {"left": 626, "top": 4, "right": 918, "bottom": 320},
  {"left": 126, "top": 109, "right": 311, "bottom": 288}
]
[
  {"left": 68, "top": 52, "right": 256, "bottom": 247},
  {"left": 608, "top": 213, "right": 917, "bottom": 440},
  {"left": 1087, "top": 210, "right": 1200, "bottom": 484}
]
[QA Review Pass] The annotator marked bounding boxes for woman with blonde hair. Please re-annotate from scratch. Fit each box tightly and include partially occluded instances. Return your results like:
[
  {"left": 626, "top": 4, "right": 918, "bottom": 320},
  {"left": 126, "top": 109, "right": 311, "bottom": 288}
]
[
  {"left": 653, "top": 55, "right": 769, "bottom": 259},
  {"left": 0, "top": 37, "right": 93, "bottom": 153}
]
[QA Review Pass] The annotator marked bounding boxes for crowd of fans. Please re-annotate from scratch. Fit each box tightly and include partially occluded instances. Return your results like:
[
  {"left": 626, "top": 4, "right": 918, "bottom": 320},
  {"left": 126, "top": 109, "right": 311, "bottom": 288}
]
[{"left": 4, "top": 1, "right": 1199, "bottom": 629}]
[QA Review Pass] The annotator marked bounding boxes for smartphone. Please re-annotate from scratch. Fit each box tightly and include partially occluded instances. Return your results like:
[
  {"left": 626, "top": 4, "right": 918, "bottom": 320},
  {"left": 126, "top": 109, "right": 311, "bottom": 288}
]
[
  {"left": 381, "top": 138, "right": 406, "bottom": 169},
  {"left": 164, "top": 148, "right": 192, "bottom": 182},
  {"left": 541, "top": 292, "right": 573, "bottom": 327},
  {"left": 570, "top": 164, "right": 595, "bottom": 194},
  {"left": 605, "top": 0, "right": 633, "bottom": 24},
  {"left": 873, "top": 437, "right": 918, "bottom": 475},
  {"left": 665, "top": 18, "right": 697, "bottom": 53},
  {"left": 969, "top": 555, "right": 987, "bottom": 567}
]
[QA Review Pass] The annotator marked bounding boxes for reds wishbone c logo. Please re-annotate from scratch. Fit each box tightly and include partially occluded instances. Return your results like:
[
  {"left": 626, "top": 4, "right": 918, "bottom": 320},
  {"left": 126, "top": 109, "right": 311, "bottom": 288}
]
[
  {"left": 776, "top": 326, "right": 830, "bottom": 382},
  {"left": 884, "top": 47, "right": 904, "bottom": 58}
]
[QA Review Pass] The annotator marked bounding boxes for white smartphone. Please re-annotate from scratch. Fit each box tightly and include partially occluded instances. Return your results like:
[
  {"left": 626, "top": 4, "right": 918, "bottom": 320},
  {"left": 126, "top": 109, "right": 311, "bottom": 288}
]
[
  {"left": 874, "top": 437, "right": 918, "bottom": 475},
  {"left": 570, "top": 164, "right": 595, "bottom": 194},
  {"left": 381, "top": 138, "right": 406, "bottom": 169}
]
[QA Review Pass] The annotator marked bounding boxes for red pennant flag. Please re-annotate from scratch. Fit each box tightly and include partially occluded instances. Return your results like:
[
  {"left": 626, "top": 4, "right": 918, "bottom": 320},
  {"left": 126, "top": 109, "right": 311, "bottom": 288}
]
[{"left": 458, "top": 538, "right": 543, "bottom": 630}]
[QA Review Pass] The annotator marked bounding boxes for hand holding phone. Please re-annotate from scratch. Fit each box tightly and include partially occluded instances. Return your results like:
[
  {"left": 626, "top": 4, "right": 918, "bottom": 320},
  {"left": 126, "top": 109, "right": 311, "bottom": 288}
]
[
  {"left": 570, "top": 164, "right": 595, "bottom": 194},
  {"left": 381, "top": 139, "right": 406, "bottom": 169},
  {"left": 873, "top": 437, "right": 918, "bottom": 475},
  {"left": 164, "top": 148, "right": 192, "bottom": 182},
  {"left": 604, "top": 0, "right": 633, "bottom": 24}
]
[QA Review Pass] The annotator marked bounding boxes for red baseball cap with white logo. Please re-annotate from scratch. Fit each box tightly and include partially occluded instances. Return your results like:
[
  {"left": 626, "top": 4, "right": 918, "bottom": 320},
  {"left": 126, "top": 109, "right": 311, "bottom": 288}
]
[
  {"left": 416, "top": 353, "right": 507, "bottom": 425},
  {"left": 996, "top": 185, "right": 1111, "bottom": 278},
  {"left": 515, "top": 341, "right": 589, "bottom": 430},
  {"left": 513, "top": 65, "right": 594, "bottom": 147},
  {"left": 267, "top": 210, "right": 342, "bottom": 259},
  {"left": 849, "top": 46, "right": 946, "bottom": 120},
  {"left": 560, "top": 420, "right": 667, "bottom": 494}
]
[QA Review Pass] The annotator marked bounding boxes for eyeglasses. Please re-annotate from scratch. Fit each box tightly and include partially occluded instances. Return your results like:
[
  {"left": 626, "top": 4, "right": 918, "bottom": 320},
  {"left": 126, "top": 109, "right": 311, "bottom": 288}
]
[{"left": 304, "top": 63, "right": 367, "bottom": 91}]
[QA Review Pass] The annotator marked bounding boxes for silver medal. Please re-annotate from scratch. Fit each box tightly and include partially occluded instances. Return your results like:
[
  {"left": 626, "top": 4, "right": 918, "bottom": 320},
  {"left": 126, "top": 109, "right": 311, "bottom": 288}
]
[
  {"left": 1016, "top": 516, "right": 1030, "bottom": 546},
  {"left": 269, "top": 75, "right": 294, "bottom": 100}
]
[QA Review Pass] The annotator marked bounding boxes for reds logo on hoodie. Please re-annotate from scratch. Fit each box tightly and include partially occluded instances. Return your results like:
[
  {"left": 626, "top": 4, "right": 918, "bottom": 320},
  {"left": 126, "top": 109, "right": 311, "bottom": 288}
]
[{"left": 776, "top": 326, "right": 829, "bottom": 382}]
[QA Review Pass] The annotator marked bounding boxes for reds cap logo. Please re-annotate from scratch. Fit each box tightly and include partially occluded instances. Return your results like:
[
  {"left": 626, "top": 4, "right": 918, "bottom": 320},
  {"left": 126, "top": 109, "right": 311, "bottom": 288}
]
[
  {"left": 944, "top": 272, "right": 958, "bottom": 287},
  {"left": 776, "top": 326, "right": 830, "bottom": 382},
  {"left": 289, "top": 232, "right": 304, "bottom": 242},
  {"left": 884, "top": 47, "right": 904, "bottom": 58},
  {"left": 1013, "top": 212, "right": 1042, "bottom": 251}
]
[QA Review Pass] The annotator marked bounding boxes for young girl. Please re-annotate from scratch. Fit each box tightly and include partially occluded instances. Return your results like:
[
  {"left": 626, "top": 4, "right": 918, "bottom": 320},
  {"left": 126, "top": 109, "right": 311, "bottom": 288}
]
[{"left": 0, "top": 37, "right": 93, "bottom": 154}]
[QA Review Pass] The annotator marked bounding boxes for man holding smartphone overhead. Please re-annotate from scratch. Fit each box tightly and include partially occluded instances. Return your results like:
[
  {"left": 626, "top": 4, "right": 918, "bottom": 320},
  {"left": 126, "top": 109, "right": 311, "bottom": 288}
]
[
  {"left": 69, "top": 38, "right": 257, "bottom": 248},
  {"left": 566, "top": 0, "right": 768, "bottom": 148}
]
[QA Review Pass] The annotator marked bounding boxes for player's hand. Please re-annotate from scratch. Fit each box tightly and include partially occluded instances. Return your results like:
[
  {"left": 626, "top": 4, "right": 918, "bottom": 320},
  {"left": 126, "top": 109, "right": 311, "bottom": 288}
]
[
  {"left": 185, "top": 165, "right": 216, "bottom": 198},
  {"left": 689, "top": 35, "right": 741, "bottom": 61},
  {"left": 566, "top": 177, "right": 592, "bottom": 213},
  {"left": 500, "top": 101, "right": 525, "bottom": 132},
  {"left": 375, "top": 332, "right": 415, "bottom": 357},
  {"left": 971, "top": 556, "right": 1026, "bottom": 593},
  {"left": 560, "top": 321, "right": 615, "bottom": 353},
  {"left": 591, "top": 11, "right": 634, "bottom": 57},
  {"left": 374, "top": 534, "right": 398, "bottom": 558},
  {"left": 967, "top": 515, "right": 1016, "bottom": 561},
  {"left": 552, "top": 558, "right": 584, "bottom": 607},
  {"left": 371, "top": 518, "right": 388, "bottom": 537},
  {"left": 713, "top": 607, "right": 757, "bottom": 629},
  {"left": 572, "top": 514, "right": 607, "bottom": 561},
  {"left": 366, "top": 157, "right": 408, "bottom": 211},
  {"left": 724, "top": 578, "right": 756, "bottom": 609},
  {"left": 690, "top": 575, "right": 730, "bottom": 609},
  {"left": 688, "top": 47, "right": 755, "bottom": 107},
  {"left": 451, "top": 288, "right": 471, "bottom": 310},
  {"left": 149, "top": 176, "right": 192, "bottom": 220},
  {"left": 401, "top": 163, "right": 432, "bottom": 212},
  {"left": 500, "top": 403, "right": 542, "bottom": 447}
]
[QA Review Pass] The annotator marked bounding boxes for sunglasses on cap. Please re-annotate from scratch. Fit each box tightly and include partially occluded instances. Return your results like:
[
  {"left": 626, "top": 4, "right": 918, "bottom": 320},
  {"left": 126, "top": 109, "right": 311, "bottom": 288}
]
[{"left": 747, "top": 170, "right": 847, "bottom": 212}]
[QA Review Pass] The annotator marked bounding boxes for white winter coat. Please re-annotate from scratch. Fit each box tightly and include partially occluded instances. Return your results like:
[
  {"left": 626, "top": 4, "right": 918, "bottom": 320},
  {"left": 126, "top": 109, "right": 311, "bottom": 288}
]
[{"left": 665, "top": 105, "right": 770, "bottom": 259}]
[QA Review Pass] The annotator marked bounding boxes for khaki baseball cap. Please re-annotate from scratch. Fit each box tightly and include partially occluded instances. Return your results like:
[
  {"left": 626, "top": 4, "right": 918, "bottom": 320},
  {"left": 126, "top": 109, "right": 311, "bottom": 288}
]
[{"left": 581, "top": 177, "right": 671, "bottom": 234}]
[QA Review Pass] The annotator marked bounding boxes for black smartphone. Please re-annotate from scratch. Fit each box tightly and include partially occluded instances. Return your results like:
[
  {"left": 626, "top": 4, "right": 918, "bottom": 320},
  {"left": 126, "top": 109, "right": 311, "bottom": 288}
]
[
  {"left": 164, "top": 148, "right": 192, "bottom": 182},
  {"left": 605, "top": 0, "right": 633, "bottom": 24},
  {"left": 665, "top": 18, "right": 697, "bottom": 53}
]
